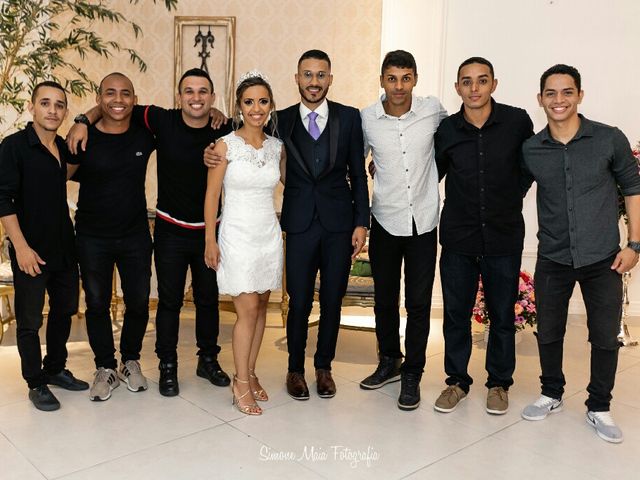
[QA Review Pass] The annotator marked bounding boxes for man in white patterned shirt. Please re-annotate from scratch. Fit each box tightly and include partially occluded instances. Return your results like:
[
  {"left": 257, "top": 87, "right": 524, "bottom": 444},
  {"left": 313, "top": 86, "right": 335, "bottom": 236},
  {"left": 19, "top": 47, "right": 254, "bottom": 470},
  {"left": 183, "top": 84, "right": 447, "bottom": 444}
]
[{"left": 359, "top": 50, "right": 447, "bottom": 410}]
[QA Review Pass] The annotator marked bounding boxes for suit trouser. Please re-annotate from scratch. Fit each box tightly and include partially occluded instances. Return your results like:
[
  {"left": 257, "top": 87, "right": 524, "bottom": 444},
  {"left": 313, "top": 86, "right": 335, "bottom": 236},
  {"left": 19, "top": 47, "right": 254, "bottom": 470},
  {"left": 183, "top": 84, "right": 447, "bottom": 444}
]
[
  {"left": 369, "top": 216, "right": 437, "bottom": 374},
  {"left": 534, "top": 255, "right": 621, "bottom": 412},
  {"left": 10, "top": 248, "right": 79, "bottom": 388},
  {"left": 286, "top": 218, "right": 352, "bottom": 373}
]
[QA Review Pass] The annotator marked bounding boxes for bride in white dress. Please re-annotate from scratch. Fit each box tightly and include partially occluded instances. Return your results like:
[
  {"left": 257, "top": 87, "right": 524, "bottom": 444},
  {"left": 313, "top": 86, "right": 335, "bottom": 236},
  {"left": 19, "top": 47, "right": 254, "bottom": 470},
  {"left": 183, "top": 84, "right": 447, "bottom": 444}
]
[{"left": 204, "top": 72, "right": 285, "bottom": 416}]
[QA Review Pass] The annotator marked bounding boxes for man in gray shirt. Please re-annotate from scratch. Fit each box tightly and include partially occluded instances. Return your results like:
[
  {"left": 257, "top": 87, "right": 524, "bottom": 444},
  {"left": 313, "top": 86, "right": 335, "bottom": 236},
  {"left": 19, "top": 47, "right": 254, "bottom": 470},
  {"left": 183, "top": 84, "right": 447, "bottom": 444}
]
[{"left": 520, "top": 64, "right": 640, "bottom": 444}]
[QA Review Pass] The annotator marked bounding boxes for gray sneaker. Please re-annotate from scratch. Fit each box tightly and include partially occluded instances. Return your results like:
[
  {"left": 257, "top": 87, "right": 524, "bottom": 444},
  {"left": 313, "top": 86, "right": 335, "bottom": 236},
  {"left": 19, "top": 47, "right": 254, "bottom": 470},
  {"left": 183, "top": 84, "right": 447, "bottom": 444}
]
[
  {"left": 90, "top": 368, "right": 120, "bottom": 401},
  {"left": 119, "top": 360, "right": 148, "bottom": 392},
  {"left": 586, "top": 411, "right": 623, "bottom": 444},
  {"left": 434, "top": 384, "right": 467, "bottom": 413},
  {"left": 521, "top": 395, "right": 563, "bottom": 420},
  {"left": 486, "top": 386, "right": 509, "bottom": 415}
]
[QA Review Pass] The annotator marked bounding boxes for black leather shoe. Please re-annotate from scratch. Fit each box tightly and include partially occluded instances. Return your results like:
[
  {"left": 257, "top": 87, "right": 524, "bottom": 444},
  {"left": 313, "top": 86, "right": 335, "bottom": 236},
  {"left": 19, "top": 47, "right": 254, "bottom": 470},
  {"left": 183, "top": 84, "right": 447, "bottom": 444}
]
[
  {"left": 29, "top": 385, "right": 60, "bottom": 411},
  {"left": 196, "top": 355, "right": 231, "bottom": 387},
  {"left": 316, "top": 369, "right": 336, "bottom": 398},
  {"left": 398, "top": 372, "right": 422, "bottom": 411},
  {"left": 159, "top": 362, "right": 179, "bottom": 397},
  {"left": 47, "top": 369, "right": 89, "bottom": 391},
  {"left": 286, "top": 372, "right": 310, "bottom": 400},
  {"left": 360, "top": 356, "right": 401, "bottom": 390}
]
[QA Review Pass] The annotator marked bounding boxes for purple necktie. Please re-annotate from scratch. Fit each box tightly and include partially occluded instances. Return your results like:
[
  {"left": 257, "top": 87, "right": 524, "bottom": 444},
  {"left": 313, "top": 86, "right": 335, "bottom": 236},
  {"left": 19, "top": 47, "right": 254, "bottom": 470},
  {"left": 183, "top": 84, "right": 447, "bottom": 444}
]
[{"left": 308, "top": 111, "right": 320, "bottom": 140}]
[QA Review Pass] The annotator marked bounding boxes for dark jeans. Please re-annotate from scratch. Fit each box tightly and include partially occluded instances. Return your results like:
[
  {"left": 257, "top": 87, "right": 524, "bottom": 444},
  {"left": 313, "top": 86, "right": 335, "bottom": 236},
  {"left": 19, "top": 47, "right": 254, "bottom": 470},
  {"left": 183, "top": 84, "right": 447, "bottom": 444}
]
[
  {"left": 440, "top": 250, "right": 521, "bottom": 392},
  {"left": 369, "top": 216, "right": 437, "bottom": 374},
  {"left": 77, "top": 230, "right": 152, "bottom": 370},
  {"left": 286, "top": 218, "right": 352, "bottom": 373},
  {"left": 10, "top": 248, "right": 79, "bottom": 388},
  {"left": 534, "top": 255, "right": 621, "bottom": 412},
  {"left": 153, "top": 221, "right": 221, "bottom": 362}
]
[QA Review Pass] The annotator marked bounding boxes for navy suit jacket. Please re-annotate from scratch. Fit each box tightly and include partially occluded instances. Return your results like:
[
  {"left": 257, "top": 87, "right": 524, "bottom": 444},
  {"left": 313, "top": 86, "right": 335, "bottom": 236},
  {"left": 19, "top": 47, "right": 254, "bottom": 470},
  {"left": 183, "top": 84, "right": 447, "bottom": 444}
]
[{"left": 278, "top": 100, "right": 370, "bottom": 234}]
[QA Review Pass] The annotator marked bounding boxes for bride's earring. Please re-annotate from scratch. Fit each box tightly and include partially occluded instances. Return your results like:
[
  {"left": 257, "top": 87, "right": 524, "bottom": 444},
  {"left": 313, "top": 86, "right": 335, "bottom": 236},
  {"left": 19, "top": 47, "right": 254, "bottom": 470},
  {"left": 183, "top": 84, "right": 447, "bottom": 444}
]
[{"left": 239, "top": 112, "right": 244, "bottom": 124}]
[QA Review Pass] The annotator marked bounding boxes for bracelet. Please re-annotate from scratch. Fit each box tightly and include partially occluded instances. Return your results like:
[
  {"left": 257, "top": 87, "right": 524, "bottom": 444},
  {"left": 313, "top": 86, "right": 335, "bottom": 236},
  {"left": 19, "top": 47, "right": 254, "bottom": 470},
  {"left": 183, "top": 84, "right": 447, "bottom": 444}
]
[{"left": 627, "top": 241, "right": 640, "bottom": 254}]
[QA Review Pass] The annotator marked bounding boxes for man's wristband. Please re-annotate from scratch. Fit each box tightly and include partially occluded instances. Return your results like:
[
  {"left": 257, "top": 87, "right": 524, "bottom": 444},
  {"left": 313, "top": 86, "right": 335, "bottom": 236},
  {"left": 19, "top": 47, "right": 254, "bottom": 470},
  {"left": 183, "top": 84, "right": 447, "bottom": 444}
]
[
  {"left": 73, "top": 113, "right": 91, "bottom": 126},
  {"left": 627, "top": 241, "right": 640, "bottom": 254}
]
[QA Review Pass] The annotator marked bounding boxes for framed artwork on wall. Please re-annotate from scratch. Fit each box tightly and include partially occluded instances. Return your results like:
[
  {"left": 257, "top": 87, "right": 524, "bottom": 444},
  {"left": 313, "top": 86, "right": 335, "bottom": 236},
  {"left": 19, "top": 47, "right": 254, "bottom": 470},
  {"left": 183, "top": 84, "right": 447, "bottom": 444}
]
[{"left": 174, "top": 16, "right": 236, "bottom": 116}]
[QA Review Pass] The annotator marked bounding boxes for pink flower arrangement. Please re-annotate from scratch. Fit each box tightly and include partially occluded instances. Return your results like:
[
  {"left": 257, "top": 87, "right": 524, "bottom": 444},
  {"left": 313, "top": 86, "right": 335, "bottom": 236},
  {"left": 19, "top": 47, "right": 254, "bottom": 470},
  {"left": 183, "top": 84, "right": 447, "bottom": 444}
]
[{"left": 472, "top": 271, "right": 536, "bottom": 331}]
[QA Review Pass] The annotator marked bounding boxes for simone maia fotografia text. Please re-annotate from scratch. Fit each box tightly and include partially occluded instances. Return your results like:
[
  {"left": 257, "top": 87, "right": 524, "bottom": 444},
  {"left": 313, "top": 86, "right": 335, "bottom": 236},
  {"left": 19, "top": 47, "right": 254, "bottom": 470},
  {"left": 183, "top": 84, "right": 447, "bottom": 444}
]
[{"left": 259, "top": 445, "right": 380, "bottom": 468}]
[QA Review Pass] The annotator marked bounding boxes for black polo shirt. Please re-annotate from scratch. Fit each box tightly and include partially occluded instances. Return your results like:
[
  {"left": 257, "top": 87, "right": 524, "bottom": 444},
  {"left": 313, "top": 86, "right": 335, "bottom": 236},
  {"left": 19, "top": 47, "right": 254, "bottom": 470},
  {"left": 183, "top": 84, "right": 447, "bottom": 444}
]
[
  {"left": 435, "top": 100, "right": 534, "bottom": 255},
  {"left": 0, "top": 123, "right": 75, "bottom": 271}
]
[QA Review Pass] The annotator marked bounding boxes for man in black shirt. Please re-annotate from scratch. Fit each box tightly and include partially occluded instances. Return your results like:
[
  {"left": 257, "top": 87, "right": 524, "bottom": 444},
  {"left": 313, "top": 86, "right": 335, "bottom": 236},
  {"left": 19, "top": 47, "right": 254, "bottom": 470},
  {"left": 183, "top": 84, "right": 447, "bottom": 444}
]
[
  {"left": 434, "top": 58, "right": 533, "bottom": 415},
  {"left": 0, "top": 81, "right": 89, "bottom": 411},
  {"left": 68, "top": 69, "right": 232, "bottom": 397},
  {"left": 68, "top": 73, "right": 155, "bottom": 401}
]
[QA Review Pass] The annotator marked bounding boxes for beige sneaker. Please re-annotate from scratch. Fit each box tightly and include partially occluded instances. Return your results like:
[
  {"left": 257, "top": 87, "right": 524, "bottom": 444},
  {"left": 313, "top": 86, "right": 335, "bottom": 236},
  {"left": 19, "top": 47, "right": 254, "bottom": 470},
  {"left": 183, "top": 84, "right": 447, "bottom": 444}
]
[
  {"left": 434, "top": 384, "right": 467, "bottom": 413},
  {"left": 90, "top": 368, "right": 120, "bottom": 401},
  {"left": 486, "top": 386, "right": 509, "bottom": 414}
]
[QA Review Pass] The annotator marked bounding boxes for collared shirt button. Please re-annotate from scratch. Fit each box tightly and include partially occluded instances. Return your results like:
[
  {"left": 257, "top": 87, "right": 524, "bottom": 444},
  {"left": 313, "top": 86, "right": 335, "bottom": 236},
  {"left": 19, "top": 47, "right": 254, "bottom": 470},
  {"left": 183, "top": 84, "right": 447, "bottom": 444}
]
[
  {"left": 405, "top": 169, "right": 408, "bottom": 172},
  {"left": 479, "top": 170, "right": 484, "bottom": 174},
  {"left": 479, "top": 152, "right": 484, "bottom": 156}
]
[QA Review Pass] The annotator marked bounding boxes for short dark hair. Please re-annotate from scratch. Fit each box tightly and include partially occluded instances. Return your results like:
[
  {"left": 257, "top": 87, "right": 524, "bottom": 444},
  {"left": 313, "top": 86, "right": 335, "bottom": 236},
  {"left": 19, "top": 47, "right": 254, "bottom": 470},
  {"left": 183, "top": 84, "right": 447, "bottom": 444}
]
[
  {"left": 457, "top": 57, "right": 494, "bottom": 80},
  {"left": 178, "top": 68, "right": 214, "bottom": 93},
  {"left": 31, "top": 80, "right": 67, "bottom": 104},
  {"left": 98, "top": 72, "right": 133, "bottom": 94},
  {"left": 539, "top": 64, "right": 581, "bottom": 93},
  {"left": 381, "top": 50, "right": 417, "bottom": 76},
  {"left": 297, "top": 49, "right": 331, "bottom": 69}
]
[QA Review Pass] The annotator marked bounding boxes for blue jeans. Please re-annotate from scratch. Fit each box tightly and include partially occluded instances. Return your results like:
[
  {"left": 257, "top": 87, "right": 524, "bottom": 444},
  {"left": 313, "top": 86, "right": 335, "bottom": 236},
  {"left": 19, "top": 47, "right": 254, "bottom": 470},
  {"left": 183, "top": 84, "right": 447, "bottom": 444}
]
[
  {"left": 534, "top": 255, "right": 621, "bottom": 411},
  {"left": 153, "top": 221, "right": 221, "bottom": 362},
  {"left": 77, "top": 230, "right": 152, "bottom": 369},
  {"left": 440, "top": 250, "right": 521, "bottom": 392}
]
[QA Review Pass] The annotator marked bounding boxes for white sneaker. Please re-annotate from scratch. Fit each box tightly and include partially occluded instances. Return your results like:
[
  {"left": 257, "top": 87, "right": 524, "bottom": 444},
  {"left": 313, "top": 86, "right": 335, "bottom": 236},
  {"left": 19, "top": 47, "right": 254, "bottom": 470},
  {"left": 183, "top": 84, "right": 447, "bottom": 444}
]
[
  {"left": 90, "top": 368, "right": 120, "bottom": 401},
  {"left": 119, "top": 360, "right": 148, "bottom": 392},
  {"left": 521, "top": 395, "right": 563, "bottom": 421},
  {"left": 586, "top": 411, "right": 623, "bottom": 444}
]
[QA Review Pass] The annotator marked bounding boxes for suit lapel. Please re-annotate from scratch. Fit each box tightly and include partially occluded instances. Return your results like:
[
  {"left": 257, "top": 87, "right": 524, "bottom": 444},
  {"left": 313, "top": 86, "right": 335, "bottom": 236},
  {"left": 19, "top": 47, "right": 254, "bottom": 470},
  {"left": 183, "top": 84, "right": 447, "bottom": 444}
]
[{"left": 283, "top": 104, "right": 312, "bottom": 178}]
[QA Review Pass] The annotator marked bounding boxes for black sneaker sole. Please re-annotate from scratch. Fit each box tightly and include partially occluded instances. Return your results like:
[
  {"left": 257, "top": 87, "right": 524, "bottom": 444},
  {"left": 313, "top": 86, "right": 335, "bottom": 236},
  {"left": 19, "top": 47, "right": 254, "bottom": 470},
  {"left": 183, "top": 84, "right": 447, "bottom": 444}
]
[
  {"left": 397, "top": 399, "right": 420, "bottom": 411},
  {"left": 359, "top": 374, "right": 401, "bottom": 390},
  {"left": 287, "top": 392, "right": 310, "bottom": 401},
  {"left": 31, "top": 401, "right": 61, "bottom": 411}
]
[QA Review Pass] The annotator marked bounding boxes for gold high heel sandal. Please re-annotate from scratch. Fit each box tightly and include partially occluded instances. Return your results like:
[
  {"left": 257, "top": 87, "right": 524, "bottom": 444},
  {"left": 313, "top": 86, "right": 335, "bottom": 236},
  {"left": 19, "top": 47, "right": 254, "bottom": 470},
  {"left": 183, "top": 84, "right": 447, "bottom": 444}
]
[
  {"left": 232, "top": 375, "right": 262, "bottom": 416},
  {"left": 249, "top": 369, "right": 268, "bottom": 402}
]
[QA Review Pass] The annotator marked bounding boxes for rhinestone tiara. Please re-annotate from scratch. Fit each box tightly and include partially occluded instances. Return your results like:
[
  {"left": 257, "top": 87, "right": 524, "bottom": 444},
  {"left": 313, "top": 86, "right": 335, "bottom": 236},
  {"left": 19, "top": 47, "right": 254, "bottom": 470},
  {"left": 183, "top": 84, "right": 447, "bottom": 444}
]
[{"left": 236, "top": 69, "right": 270, "bottom": 88}]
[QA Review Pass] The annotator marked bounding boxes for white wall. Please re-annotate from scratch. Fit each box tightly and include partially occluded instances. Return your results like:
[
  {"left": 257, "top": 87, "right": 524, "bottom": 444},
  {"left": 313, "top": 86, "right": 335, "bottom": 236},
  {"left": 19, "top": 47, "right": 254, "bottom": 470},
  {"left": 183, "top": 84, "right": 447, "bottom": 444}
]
[{"left": 381, "top": 0, "right": 640, "bottom": 313}]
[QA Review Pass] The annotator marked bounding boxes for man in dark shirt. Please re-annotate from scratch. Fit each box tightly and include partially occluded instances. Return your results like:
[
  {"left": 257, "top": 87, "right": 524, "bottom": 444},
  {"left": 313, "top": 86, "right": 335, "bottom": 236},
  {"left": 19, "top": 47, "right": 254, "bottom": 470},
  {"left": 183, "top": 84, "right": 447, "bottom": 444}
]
[
  {"left": 520, "top": 64, "right": 640, "bottom": 444},
  {"left": 68, "top": 68, "right": 232, "bottom": 397},
  {"left": 0, "top": 81, "right": 89, "bottom": 411},
  {"left": 68, "top": 73, "right": 155, "bottom": 401},
  {"left": 434, "top": 57, "right": 534, "bottom": 415}
]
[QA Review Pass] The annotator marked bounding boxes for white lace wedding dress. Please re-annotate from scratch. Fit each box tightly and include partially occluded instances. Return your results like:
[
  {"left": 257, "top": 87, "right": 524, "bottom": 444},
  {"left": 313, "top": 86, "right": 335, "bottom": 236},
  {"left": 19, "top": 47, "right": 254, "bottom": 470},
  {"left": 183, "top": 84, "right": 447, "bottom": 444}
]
[{"left": 216, "top": 132, "right": 283, "bottom": 296}]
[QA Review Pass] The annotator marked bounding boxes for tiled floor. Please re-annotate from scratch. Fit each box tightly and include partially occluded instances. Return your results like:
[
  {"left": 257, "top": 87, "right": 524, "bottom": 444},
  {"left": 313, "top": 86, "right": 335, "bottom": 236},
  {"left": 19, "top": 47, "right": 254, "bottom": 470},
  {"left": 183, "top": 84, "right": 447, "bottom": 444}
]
[{"left": 1, "top": 308, "right": 639, "bottom": 480}]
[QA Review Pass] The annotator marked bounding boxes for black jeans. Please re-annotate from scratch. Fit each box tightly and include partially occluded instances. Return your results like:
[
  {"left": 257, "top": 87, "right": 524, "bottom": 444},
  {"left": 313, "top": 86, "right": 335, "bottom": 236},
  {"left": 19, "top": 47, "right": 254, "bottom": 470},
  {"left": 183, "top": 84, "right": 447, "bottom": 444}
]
[
  {"left": 77, "top": 230, "right": 152, "bottom": 370},
  {"left": 440, "top": 250, "right": 521, "bottom": 392},
  {"left": 534, "top": 255, "right": 621, "bottom": 411},
  {"left": 10, "top": 248, "right": 79, "bottom": 388},
  {"left": 369, "top": 216, "right": 437, "bottom": 374},
  {"left": 285, "top": 218, "right": 352, "bottom": 373},
  {"left": 153, "top": 221, "right": 221, "bottom": 363}
]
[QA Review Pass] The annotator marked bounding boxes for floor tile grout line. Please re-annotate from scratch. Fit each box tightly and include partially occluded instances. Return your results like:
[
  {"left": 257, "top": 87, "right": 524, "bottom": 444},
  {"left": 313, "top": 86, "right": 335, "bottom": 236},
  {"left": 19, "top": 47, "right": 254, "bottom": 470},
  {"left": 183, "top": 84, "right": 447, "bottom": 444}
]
[
  {"left": 49, "top": 423, "right": 230, "bottom": 480},
  {"left": 0, "top": 429, "right": 50, "bottom": 480}
]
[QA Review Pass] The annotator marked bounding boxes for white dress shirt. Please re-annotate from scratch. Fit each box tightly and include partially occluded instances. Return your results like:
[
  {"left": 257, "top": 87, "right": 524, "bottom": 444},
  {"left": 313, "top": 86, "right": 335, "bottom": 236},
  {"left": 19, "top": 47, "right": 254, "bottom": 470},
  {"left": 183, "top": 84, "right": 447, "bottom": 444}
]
[
  {"left": 361, "top": 94, "right": 447, "bottom": 236},
  {"left": 299, "top": 99, "right": 329, "bottom": 136}
]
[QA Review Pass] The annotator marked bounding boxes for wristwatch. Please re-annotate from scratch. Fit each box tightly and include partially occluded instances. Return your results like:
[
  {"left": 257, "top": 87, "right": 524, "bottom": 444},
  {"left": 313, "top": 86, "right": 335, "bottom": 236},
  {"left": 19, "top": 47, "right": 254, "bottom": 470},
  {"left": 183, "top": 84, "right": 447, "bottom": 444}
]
[
  {"left": 73, "top": 113, "right": 91, "bottom": 126},
  {"left": 627, "top": 241, "right": 640, "bottom": 254}
]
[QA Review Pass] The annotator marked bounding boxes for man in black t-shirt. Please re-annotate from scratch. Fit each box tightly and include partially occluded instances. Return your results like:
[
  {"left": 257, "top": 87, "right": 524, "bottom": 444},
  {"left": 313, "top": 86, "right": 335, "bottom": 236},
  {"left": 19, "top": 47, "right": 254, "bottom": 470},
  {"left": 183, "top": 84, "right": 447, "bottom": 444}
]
[
  {"left": 68, "top": 69, "right": 232, "bottom": 397},
  {"left": 68, "top": 73, "right": 155, "bottom": 401},
  {"left": 0, "top": 81, "right": 89, "bottom": 412}
]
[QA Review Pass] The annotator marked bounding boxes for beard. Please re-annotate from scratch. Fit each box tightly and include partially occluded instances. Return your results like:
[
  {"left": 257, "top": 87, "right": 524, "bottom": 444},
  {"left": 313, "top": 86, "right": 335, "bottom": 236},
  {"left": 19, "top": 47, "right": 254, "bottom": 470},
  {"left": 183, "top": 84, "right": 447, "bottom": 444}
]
[{"left": 298, "top": 85, "right": 328, "bottom": 106}]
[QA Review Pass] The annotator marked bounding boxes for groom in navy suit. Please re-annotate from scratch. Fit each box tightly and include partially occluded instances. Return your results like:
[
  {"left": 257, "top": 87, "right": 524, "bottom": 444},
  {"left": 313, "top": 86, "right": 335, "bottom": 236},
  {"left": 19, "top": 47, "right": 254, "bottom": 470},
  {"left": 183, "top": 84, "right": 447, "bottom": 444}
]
[{"left": 280, "top": 50, "right": 370, "bottom": 400}]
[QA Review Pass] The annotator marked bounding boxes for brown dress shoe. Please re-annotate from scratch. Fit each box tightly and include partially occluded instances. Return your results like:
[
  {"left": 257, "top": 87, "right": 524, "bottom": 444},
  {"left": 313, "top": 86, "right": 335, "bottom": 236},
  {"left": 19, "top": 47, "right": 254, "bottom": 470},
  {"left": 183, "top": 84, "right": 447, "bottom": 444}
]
[
  {"left": 315, "top": 369, "right": 336, "bottom": 398},
  {"left": 286, "top": 372, "right": 310, "bottom": 400}
]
